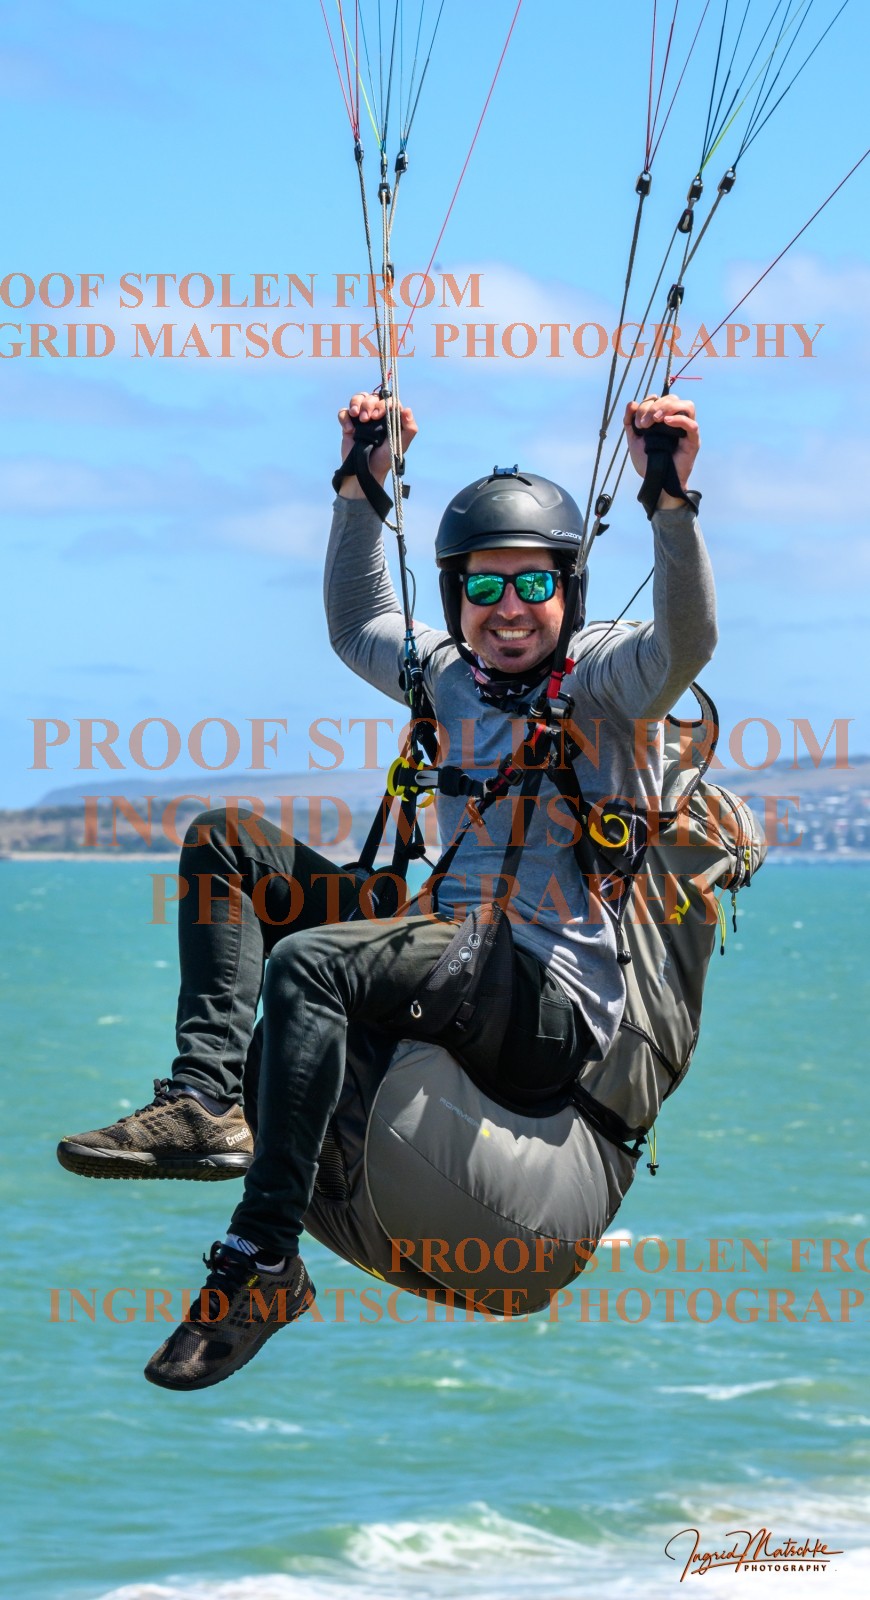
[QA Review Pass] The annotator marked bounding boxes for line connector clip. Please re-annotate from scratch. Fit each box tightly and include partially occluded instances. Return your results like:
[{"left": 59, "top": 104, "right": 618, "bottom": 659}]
[
  {"left": 636, "top": 168, "right": 652, "bottom": 197},
  {"left": 718, "top": 166, "right": 736, "bottom": 194},
  {"left": 677, "top": 174, "right": 703, "bottom": 234},
  {"left": 667, "top": 282, "right": 685, "bottom": 312},
  {"left": 592, "top": 490, "right": 612, "bottom": 538}
]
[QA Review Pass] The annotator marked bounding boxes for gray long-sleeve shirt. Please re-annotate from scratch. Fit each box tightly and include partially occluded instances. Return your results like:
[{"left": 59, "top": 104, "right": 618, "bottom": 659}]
[{"left": 324, "top": 495, "right": 717, "bottom": 1059}]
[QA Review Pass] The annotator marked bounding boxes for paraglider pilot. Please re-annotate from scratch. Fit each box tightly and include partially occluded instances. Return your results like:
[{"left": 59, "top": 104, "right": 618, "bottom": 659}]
[{"left": 57, "top": 388, "right": 715, "bottom": 1388}]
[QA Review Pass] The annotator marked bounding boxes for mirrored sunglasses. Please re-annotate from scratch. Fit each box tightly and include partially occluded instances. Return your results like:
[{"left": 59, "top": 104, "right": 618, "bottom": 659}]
[{"left": 462, "top": 570, "right": 561, "bottom": 606}]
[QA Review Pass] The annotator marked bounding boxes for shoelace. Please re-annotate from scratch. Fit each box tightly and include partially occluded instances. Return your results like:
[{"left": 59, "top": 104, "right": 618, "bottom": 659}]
[
  {"left": 192, "top": 1244, "right": 297, "bottom": 1326},
  {"left": 184, "top": 1243, "right": 256, "bottom": 1325},
  {"left": 130, "top": 1078, "right": 179, "bottom": 1119},
  {"left": 201, "top": 1242, "right": 254, "bottom": 1289}
]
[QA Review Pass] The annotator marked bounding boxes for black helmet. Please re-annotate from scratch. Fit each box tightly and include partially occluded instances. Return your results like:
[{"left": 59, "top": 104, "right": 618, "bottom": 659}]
[{"left": 435, "top": 466, "right": 588, "bottom": 645}]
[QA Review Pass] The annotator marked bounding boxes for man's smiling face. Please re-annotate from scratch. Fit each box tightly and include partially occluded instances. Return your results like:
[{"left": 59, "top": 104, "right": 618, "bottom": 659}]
[{"left": 459, "top": 546, "right": 566, "bottom": 674}]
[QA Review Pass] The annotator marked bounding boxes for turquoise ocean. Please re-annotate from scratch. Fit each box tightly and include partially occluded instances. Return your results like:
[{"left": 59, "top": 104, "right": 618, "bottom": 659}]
[{"left": 2, "top": 861, "right": 869, "bottom": 1598}]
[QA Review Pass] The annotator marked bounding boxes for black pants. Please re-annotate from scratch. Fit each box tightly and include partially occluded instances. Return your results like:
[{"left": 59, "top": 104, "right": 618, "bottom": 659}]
[{"left": 172, "top": 809, "right": 593, "bottom": 1255}]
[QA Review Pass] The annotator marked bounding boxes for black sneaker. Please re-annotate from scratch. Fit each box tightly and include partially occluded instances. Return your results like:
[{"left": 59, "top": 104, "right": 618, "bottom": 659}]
[
  {"left": 144, "top": 1242, "right": 315, "bottom": 1391},
  {"left": 57, "top": 1079, "right": 254, "bottom": 1181}
]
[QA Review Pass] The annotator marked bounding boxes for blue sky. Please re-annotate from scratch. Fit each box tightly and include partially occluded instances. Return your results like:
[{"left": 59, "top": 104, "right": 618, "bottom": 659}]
[{"left": 2, "top": 0, "right": 868, "bottom": 808}]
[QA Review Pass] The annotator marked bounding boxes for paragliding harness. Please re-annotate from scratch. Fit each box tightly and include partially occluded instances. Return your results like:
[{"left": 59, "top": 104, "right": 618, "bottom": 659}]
[
  {"left": 336, "top": 405, "right": 684, "bottom": 895},
  {"left": 333, "top": 413, "right": 724, "bottom": 1166}
]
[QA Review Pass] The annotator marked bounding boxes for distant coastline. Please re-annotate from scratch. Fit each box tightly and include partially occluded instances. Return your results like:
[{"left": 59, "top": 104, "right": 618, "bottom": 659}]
[{"left": 1, "top": 757, "right": 867, "bottom": 862}]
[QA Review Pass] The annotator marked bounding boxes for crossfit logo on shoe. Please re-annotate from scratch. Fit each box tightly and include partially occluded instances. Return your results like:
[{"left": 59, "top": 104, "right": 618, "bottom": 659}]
[{"left": 225, "top": 1129, "right": 250, "bottom": 1147}]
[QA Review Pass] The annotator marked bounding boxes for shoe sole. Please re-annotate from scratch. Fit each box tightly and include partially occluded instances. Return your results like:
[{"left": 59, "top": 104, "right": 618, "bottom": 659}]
[
  {"left": 56, "top": 1141, "right": 252, "bottom": 1181},
  {"left": 144, "top": 1281, "right": 316, "bottom": 1391}
]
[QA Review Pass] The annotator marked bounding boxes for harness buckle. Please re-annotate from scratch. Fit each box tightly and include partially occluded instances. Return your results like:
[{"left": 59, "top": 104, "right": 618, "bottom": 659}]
[
  {"left": 547, "top": 692, "right": 574, "bottom": 723},
  {"left": 386, "top": 755, "right": 435, "bottom": 808}
]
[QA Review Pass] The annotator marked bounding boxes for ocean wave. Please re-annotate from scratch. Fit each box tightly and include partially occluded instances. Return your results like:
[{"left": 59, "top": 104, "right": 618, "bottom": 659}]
[
  {"left": 221, "top": 1417, "right": 305, "bottom": 1436},
  {"left": 95, "top": 1584, "right": 358, "bottom": 1600},
  {"left": 656, "top": 1376, "right": 814, "bottom": 1402},
  {"left": 654, "top": 1483, "right": 870, "bottom": 1535},
  {"left": 93, "top": 1545, "right": 870, "bottom": 1600},
  {"left": 91, "top": 1492, "right": 870, "bottom": 1600},
  {"left": 344, "top": 1503, "right": 582, "bottom": 1571},
  {"left": 92, "top": 1506, "right": 631, "bottom": 1600}
]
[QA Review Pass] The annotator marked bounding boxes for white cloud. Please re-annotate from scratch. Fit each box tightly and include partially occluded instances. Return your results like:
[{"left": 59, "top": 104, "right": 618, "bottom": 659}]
[
  {"left": 214, "top": 500, "right": 325, "bottom": 558},
  {"left": 0, "top": 457, "right": 152, "bottom": 515},
  {"left": 0, "top": 368, "right": 255, "bottom": 429},
  {"left": 0, "top": 2, "right": 170, "bottom": 112},
  {"left": 724, "top": 252, "right": 870, "bottom": 324},
  {"left": 419, "top": 259, "right": 621, "bottom": 385},
  {"left": 703, "top": 432, "right": 868, "bottom": 524}
]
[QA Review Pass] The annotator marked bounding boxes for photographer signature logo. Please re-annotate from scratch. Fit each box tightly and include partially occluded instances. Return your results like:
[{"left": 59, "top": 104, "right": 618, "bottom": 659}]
[{"left": 664, "top": 1526, "right": 843, "bottom": 1580}]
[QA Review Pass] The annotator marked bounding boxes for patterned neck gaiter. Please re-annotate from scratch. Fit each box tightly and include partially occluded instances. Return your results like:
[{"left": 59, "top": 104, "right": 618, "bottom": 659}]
[{"left": 460, "top": 646, "right": 554, "bottom": 710}]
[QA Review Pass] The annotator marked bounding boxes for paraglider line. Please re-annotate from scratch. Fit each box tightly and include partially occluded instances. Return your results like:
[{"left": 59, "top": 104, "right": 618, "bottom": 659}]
[
  {"left": 673, "top": 144, "right": 870, "bottom": 380},
  {"left": 318, "top": 0, "right": 357, "bottom": 133},
  {"left": 646, "top": 0, "right": 659, "bottom": 169},
  {"left": 649, "top": 0, "right": 711, "bottom": 168},
  {"left": 395, "top": 0, "right": 524, "bottom": 353},
  {"left": 646, "top": 0, "right": 680, "bottom": 170},
  {"left": 737, "top": 0, "right": 851, "bottom": 162}
]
